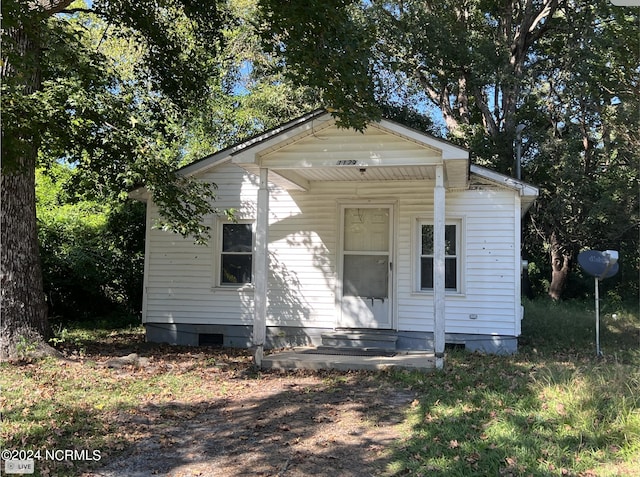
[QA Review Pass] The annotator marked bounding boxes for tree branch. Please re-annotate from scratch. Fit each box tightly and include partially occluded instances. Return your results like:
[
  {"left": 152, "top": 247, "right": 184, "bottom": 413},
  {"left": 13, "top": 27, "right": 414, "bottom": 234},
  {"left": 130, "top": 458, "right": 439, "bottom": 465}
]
[
  {"left": 528, "top": 0, "right": 559, "bottom": 38},
  {"left": 414, "top": 68, "right": 459, "bottom": 134},
  {"left": 59, "top": 7, "right": 94, "bottom": 15},
  {"left": 472, "top": 84, "right": 499, "bottom": 137},
  {"left": 31, "top": 0, "right": 75, "bottom": 16},
  {"left": 512, "top": 0, "right": 560, "bottom": 71}
]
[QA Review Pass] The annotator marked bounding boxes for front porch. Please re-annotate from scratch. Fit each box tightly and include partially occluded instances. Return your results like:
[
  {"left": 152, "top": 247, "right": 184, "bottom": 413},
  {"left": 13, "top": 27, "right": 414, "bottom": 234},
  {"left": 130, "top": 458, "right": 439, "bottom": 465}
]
[
  {"left": 261, "top": 347, "right": 436, "bottom": 372},
  {"left": 226, "top": 114, "right": 464, "bottom": 370}
]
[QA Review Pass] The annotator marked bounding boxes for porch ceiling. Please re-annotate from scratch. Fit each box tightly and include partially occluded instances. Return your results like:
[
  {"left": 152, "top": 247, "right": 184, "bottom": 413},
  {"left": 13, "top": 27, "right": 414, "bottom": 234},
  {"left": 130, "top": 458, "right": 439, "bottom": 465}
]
[
  {"left": 240, "top": 161, "right": 468, "bottom": 192},
  {"left": 278, "top": 164, "right": 437, "bottom": 182}
]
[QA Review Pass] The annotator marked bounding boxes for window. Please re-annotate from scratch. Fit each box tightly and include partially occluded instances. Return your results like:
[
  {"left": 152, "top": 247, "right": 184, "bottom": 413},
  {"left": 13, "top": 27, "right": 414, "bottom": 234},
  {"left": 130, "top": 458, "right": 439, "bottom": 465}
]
[
  {"left": 219, "top": 222, "right": 253, "bottom": 286},
  {"left": 419, "top": 221, "right": 459, "bottom": 292}
]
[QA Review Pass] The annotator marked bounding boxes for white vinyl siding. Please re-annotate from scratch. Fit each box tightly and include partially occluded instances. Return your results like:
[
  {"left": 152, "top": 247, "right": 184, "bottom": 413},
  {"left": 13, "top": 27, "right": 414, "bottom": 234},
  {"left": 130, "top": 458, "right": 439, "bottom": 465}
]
[
  {"left": 142, "top": 163, "right": 521, "bottom": 337},
  {"left": 143, "top": 163, "right": 257, "bottom": 326},
  {"left": 397, "top": 188, "right": 518, "bottom": 336}
]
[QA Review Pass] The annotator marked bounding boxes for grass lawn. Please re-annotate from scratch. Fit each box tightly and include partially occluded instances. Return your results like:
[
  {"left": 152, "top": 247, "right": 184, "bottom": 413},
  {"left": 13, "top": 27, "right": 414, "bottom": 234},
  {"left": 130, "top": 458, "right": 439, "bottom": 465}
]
[
  {"left": 1, "top": 299, "right": 639, "bottom": 476},
  {"left": 386, "top": 299, "right": 640, "bottom": 476}
]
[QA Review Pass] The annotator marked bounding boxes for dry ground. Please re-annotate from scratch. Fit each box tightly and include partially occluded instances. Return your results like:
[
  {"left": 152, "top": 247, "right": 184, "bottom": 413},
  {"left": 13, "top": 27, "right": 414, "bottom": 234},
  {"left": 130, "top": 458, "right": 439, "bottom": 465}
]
[{"left": 71, "top": 337, "right": 418, "bottom": 477}]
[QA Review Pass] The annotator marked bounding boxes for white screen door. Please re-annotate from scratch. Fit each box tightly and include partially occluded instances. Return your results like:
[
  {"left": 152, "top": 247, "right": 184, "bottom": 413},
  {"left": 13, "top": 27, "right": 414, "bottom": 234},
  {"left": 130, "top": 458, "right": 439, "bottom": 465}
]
[{"left": 339, "top": 206, "right": 392, "bottom": 328}]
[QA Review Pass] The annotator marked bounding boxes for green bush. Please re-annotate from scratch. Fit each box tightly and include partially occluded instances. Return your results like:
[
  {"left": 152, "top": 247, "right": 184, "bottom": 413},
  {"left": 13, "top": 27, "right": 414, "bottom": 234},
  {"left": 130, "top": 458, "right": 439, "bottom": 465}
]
[{"left": 36, "top": 165, "right": 145, "bottom": 321}]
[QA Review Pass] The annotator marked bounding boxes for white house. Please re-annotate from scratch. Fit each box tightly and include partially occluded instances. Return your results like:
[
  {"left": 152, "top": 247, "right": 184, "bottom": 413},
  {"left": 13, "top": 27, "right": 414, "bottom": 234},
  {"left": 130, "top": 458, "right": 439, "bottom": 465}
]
[{"left": 133, "top": 110, "right": 538, "bottom": 365}]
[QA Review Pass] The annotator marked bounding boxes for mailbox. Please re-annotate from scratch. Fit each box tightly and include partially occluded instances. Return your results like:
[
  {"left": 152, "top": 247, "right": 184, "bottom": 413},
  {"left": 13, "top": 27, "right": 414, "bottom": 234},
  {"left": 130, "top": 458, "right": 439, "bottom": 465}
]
[
  {"left": 577, "top": 249, "right": 620, "bottom": 357},
  {"left": 578, "top": 250, "right": 619, "bottom": 280}
]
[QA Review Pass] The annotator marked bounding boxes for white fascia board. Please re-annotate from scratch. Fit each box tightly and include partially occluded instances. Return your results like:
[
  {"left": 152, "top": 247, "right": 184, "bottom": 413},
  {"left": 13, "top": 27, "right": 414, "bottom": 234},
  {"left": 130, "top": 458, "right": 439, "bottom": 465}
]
[
  {"left": 470, "top": 164, "right": 538, "bottom": 197},
  {"left": 181, "top": 109, "right": 330, "bottom": 175},
  {"left": 130, "top": 111, "right": 327, "bottom": 198},
  {"left": 128, "top": 156, "right": 231, "bottom": 201},
  {"left": 128, "top": 187, "right": 150, "bottom": 202},
  {"left": 178, "top": 154, "right": 233, "bottom": 178},
  {"left": 232, "top": 114, "right": 334, "bottom": 165},
  {"left": 377, "top": 119, "right": 470, "bottom": 160}
]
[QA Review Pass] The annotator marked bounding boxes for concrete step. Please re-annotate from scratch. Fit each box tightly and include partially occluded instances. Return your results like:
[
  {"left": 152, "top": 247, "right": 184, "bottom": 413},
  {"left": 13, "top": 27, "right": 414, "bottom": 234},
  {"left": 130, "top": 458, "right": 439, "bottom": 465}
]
[
  {"left": 321, "top": 330, "right": 398, "bottom": 350},
  {"left": 261, "top": 347, "right": 436, "bottom": 372}
]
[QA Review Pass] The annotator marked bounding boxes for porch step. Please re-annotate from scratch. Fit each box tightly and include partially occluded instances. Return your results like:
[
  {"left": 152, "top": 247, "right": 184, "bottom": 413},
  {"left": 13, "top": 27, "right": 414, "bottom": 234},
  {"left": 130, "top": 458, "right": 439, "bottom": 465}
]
[{"left": 321, "top": 330, "right": 398, "bottom": 351}]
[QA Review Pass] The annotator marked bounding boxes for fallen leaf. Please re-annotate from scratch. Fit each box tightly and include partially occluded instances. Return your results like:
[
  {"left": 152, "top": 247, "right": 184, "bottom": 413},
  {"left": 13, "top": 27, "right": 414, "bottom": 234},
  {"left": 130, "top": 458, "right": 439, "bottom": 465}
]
[
  {"left": 505, "top": 456, "right": 518, "bottom": 467},
  {"left": 466, "top": 452, "right": 480, "bottom": 464}
]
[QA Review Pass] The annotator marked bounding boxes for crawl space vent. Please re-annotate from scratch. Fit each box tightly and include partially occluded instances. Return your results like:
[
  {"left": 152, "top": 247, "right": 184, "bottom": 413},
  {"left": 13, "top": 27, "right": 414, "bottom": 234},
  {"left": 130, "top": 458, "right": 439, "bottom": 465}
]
[{"left": 199, "top": 333, "right": 223, "bottom": 347}]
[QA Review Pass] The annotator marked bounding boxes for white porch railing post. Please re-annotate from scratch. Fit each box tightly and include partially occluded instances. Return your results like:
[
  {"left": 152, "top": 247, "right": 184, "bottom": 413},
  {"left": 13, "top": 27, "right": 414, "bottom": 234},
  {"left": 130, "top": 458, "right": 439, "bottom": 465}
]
[
  {"left": 253, "top": 168, "right": 269, "bottom": 366},
  {"left": 433, "top": 165, "right": 446, "bottom": 369}
]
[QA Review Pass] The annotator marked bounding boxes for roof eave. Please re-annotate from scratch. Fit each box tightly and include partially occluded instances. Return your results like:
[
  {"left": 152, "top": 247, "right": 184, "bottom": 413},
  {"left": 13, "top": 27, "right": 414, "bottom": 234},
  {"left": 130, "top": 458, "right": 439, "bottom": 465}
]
[
  {"left": 470, "top": 164, "right": 539, "bottom": 215},
  {"left": 180, "top": 109, "right": 328, "bottom": 177}
]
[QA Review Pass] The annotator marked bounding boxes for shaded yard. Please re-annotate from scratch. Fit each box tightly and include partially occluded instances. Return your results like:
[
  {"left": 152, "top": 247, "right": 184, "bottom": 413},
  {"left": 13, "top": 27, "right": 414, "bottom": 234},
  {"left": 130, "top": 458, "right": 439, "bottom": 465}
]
[
  {"left": 89, "top": 366, "right": 416, "bottom": 476},
  {"left": 2, "top": 300, "right": 639, "bottom": 477},
  {"left": 2, "top": 331, "right": 417, "bottom": 477}
]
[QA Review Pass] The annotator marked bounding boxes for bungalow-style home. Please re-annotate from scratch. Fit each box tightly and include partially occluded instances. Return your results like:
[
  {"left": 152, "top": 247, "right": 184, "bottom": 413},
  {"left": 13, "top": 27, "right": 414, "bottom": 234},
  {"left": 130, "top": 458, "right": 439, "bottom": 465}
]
[{"left": 132, "top": 110, "right": 538, "bottom": 366}]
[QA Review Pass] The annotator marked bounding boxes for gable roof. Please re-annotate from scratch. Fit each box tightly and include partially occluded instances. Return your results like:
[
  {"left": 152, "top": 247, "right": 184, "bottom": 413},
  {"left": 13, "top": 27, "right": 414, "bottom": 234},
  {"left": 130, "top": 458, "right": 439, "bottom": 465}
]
[
  {"left": 178, "top": 109, "right": 329, "bottom": 177},
  {"left": 132, "top": 110, "right": 537, "bottom": 213},
  {"left": 179, "top": 110, "right": 471, "bottom": 190}
]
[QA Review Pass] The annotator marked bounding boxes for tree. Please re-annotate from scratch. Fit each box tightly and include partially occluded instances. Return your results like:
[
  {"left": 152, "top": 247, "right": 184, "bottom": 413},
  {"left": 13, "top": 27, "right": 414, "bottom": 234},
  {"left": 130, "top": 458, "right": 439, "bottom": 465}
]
[
  {"left": 257, "top": 0, "right": 382, "bottom": 131},
  {"left": 1, "top": 0, "right": 223, "bottom": 359},
  {"left": 523, "top": 2, "right": 639, "bottom": 299},
  {"left": 257, "top": 0, "right": 639, "bottom": 300},
  {"left": 259, "top": 0, "right": 564, "bottom": 168},
  {"left": 179, "top": 0, "right": 322, "bottom": 164},
  {"left": 31, "top": 0, "right": 321, "bottom": 328}
]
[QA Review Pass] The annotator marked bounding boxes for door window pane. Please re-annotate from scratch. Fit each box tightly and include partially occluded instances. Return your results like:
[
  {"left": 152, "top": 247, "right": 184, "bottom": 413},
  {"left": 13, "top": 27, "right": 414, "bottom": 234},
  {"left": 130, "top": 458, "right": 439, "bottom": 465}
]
[
  {"left": 343, "top": 255, "right": 388, "bottom": 297},
  {"left": 344, "top": 208, "right": 389, "bottom": 251}
]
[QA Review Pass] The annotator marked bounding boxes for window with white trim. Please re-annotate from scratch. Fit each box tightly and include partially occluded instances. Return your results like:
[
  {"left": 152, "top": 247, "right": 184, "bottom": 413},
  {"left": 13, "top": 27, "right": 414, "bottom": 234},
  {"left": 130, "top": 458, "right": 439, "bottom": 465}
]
[
  {"left": 419, "top": 220, "right": 460, "bottom": 292},
  {"left": 218, "top": 222, "right": 253, "bottom": 286}
]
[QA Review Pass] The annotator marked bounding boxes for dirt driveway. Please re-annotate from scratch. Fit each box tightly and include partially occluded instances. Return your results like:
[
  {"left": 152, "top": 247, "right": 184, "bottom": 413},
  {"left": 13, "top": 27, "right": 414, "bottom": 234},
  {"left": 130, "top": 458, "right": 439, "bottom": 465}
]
[{"left": 81, "top": 344, "right": 417, "bottom": 477}]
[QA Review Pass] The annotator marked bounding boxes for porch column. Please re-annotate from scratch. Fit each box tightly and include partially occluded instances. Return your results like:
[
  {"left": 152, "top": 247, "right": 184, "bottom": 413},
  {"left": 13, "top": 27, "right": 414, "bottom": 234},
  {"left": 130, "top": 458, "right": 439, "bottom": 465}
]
[
  {"left": 253, "top": 168, "right": 269, "bottom": 366},
  {"left": 433, "top": 165, "right": 446, "bottom": 369}
]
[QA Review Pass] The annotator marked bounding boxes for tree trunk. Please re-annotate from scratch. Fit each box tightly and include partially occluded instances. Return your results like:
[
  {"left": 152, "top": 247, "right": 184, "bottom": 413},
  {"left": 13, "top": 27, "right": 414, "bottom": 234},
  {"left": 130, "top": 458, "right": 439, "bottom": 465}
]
[
  {"left": 548, "top": 231, "right": 571, "bottom": 301},
  {"left": 1, "top": 155, "right": 52, "bottom": 360},
  {"left": 0, "top": 17, "right": 51, "bottom": 360}
]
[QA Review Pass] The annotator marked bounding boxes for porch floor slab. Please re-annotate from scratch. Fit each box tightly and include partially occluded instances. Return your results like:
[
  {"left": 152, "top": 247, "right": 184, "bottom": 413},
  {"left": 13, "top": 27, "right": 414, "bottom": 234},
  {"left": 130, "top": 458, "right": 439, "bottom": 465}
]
[{"left": 261, "top": 347, "right": 436, "bottom": 372}]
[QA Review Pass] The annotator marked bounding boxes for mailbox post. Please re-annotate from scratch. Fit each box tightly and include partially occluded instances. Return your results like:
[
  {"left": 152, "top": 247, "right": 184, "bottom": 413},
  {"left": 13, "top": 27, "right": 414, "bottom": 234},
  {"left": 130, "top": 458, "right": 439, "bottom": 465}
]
[{"left": 578, "top": 250, "right": 619, "bottom": 357}]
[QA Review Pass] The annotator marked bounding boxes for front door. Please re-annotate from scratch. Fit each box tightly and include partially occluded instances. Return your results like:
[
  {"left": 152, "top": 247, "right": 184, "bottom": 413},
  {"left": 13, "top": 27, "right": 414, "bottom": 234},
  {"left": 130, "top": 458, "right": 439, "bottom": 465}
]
[{"left": 339, "top": 206, "right": 393, "bottom": 328}]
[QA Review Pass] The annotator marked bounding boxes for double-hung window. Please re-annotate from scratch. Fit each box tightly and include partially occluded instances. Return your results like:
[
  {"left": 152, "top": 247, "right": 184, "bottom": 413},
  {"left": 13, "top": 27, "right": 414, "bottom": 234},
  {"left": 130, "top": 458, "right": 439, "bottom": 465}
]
[
  {"left": 419, "top": 221, "right": 460, "bottom": 292},
  {"left": 219, "top": 222, "right": 253, "bottom": 286}
]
